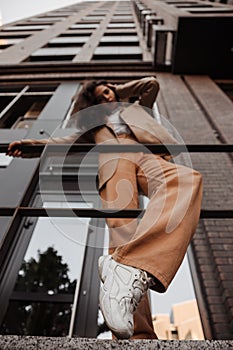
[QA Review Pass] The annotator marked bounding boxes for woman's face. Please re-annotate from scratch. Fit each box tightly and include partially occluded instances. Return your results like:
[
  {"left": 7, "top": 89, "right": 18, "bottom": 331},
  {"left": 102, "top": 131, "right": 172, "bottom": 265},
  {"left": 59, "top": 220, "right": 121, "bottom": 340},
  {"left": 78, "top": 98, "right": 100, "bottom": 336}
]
[{"left": 94, "top": 84, "right": 117, "bottom": 105}]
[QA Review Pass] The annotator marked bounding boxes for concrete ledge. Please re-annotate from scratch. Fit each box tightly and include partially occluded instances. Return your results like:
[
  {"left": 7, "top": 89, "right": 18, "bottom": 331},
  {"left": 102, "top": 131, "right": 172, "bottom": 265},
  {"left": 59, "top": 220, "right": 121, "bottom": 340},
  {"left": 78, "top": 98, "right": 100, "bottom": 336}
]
[{"left": 0, "top": 336, "right": 233, "bottom": 350}]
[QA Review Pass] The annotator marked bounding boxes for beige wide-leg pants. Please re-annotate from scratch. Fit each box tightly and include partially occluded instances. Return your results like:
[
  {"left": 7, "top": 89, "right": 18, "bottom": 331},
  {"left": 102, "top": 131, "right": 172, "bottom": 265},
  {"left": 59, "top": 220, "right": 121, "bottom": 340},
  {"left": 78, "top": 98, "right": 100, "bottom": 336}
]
[{"left": 100, "top": 134, "right": 203, "bottom": 339}]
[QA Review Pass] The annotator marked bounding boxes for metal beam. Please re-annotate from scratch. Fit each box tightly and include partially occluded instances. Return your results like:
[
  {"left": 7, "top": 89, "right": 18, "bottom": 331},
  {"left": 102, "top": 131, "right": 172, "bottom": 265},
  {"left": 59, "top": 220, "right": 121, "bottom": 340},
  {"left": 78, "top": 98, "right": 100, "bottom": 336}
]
[
  {"left": 1, "top": 143, "right": 233, "bottom": 154},
  {"left": 0, "top": 207, "right": 232, "bottom": 219}
]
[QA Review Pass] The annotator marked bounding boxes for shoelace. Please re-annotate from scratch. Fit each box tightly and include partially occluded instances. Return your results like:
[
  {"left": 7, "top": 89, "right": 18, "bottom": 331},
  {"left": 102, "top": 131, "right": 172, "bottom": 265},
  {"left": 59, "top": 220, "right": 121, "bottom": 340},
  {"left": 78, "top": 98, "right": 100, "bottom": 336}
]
[
  {"left": 119, "top": 268, "right": 156, "bottom": 314},
  {"left": 129, "top": 270, "right": 152, "bottom": 312}
]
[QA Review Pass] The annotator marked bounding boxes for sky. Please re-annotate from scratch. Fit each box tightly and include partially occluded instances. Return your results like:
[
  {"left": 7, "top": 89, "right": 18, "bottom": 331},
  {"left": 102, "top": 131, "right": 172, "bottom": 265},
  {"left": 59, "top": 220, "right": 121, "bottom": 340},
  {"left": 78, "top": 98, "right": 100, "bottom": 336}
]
[
  {"left": 0, "top": 0, "right": 87, "bottom": 24},
  {"left": 0, "top": 0, "right": 198, "bottom": 322}
]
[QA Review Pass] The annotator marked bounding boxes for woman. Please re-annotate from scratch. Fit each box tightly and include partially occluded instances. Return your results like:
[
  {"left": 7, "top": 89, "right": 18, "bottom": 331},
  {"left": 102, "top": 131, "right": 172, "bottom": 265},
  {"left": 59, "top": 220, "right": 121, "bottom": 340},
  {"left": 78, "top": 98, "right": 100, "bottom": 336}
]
[{"left": 7, "top": 77, "right": 203, "bottom": 340}]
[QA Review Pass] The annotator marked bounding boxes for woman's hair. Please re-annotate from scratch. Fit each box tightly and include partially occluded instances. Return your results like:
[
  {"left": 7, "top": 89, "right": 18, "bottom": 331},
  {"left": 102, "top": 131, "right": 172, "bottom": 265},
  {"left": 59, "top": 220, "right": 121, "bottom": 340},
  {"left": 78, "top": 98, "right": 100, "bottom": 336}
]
[{"left": 71, "top": 80, "right": 119, "bottom": 131}]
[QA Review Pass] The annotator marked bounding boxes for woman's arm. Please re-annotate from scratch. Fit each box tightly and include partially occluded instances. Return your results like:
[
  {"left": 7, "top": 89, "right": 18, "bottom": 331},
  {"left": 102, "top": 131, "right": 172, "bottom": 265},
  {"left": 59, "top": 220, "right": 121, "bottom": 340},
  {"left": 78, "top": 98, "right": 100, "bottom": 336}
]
[
  {"left": 114, "top": 77, "right": 159, "bottom": 109},
  {"left": 6, "top": 134, "right": 79, "bottom": 158}
]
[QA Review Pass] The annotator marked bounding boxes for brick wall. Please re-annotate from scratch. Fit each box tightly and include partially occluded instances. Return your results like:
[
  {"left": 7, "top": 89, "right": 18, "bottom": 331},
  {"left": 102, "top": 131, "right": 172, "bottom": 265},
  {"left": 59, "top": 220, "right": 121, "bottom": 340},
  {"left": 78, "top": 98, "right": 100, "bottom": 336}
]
[{"left": 157, "top": 73, "right": 233, "bottom": 339}]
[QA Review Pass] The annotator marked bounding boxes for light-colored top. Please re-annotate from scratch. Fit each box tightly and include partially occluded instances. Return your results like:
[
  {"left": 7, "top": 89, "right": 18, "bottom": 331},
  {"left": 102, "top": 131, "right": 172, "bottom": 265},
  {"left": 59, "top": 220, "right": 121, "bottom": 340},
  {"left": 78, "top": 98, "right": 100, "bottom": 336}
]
[{"left": 108, "top": 107, "right": 131, "bottom": 135}]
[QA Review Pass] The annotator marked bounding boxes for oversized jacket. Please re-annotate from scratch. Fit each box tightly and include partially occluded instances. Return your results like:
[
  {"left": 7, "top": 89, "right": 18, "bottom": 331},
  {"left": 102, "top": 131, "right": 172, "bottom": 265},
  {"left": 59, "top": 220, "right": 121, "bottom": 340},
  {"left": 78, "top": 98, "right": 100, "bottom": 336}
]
[{"left": 23, "top": 77, "right": 177, "bottom": 189}]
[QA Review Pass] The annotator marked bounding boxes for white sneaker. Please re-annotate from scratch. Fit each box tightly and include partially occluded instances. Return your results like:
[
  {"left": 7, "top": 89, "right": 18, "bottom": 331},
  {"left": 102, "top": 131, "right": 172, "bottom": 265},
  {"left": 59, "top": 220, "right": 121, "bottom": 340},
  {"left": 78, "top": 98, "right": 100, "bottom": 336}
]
[{"left": 98, "top": 255, "right": 152, "bottom": 339}]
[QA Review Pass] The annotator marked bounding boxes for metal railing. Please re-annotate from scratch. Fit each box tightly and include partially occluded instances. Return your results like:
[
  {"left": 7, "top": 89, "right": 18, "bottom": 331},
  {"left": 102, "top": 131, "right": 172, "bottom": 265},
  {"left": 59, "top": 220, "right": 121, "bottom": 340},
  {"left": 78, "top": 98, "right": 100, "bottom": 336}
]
[
  {"left": 0, "top": 142, "right": 233, "bottom": 219},
  {"left": 1, "top": 143, "right": 233, "bottom": 154}
]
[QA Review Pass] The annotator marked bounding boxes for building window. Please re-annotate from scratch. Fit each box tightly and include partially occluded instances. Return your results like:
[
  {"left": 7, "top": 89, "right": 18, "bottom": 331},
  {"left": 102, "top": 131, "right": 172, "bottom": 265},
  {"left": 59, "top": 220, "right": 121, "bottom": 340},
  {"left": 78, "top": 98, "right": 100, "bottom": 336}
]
[
  {"left": 48, "top": 36, "right": 89, "bottom": 47},
  {"left": 0, "top": 85, "right": 57, "bottom": 128},
  {"left": 60, "top": 30, "right": 92, "bottom": 37},
  {"left": 107, "top": 23, "right": 136, "bottom": 28},
  {"left": 93, "top": 46, "right": 142, "bottom": 60},
  {"left": 29, "top": 47, "right": 81, "bottom": 62},
  {"left": 99, "top": 35, "right": 139, "bottom": 46},
  {"left": 104, "top": 31, "right": 138, "bottom": 36},
  {"left": 70, "top": 23, "right": 99, "bottom": 30},
  {"left": 0, "top": 200, "right": 93, "bottom": 336},
  {"left": 82, "top": 16, "right": 105, "bottom": 21},
  {"left": 28, "top": 17, "right": 66, "bottom": 23},
  {"left": 2, "top": 25, "right": 50, "bottom": 31},
  {"left": 0, "top": 38, "right": 24, "bottom": 49},
  {"left": 0, "top": 136, "right": 100, "bottom": 337},
  {"left": 111, "top": 15, "right": 134, "bottom": 21}
]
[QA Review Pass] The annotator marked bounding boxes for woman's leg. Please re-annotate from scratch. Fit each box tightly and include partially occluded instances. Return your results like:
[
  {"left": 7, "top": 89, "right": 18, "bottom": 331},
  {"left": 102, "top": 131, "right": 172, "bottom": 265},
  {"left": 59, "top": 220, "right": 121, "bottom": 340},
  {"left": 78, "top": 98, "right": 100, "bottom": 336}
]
[
  {"left": 100, "top": 157, "right": 139, "bottom": 254},
  {"left": 100, "top": 156, "right": 157, "bottom": 339},
  {"left": 133, "top": 293, "right": 157, "bottom": 339},
  {"left": 112, "top": 154, "right": 203, "bottom": 292}
]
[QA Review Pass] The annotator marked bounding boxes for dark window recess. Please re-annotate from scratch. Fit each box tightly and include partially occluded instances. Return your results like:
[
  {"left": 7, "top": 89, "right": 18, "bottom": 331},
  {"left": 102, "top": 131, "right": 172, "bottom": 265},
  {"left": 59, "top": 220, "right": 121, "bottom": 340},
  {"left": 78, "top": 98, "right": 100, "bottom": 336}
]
[
  {"left": 103, "top": 31, "right": 138, "bottom": 36},
  {"left": 93, "top": 46, "right": 142, "bottom": 60},
  {"left": 0, "top": 87, "right": 55, "bottom": 128},
  {"left": 0, "top": 34, "right": 29, "bottom": 39},
  {"left": 217, "top": 82, "right": 233, "bottom": 102}
]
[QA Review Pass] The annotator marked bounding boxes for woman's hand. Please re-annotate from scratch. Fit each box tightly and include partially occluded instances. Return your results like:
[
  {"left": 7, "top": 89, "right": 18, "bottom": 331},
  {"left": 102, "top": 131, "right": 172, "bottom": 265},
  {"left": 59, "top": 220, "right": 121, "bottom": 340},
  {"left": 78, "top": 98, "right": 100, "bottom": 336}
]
[
  {"left": 6, "top": 139, "right": 43, "bottom": 158},
  {"left": 6, "top": 140, "right": 24, "bottom": 157},
  {"left": 106, "top": 83, "right": 117, "bottom": 90}
]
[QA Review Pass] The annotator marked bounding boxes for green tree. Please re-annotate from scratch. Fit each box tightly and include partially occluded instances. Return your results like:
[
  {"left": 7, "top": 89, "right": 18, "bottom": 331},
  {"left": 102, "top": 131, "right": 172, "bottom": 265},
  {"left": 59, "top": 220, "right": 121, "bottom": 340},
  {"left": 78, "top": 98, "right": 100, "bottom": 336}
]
[{"left": 1, "top": 247, "right": 76, "bottom": 336}]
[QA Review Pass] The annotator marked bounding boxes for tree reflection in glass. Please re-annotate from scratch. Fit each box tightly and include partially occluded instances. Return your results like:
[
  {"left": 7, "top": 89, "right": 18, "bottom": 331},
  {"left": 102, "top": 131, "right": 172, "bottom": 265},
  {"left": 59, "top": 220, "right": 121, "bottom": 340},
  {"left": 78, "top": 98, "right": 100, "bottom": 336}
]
[{"left": 1, "top": 247, "right": 76, "bottom": 336}]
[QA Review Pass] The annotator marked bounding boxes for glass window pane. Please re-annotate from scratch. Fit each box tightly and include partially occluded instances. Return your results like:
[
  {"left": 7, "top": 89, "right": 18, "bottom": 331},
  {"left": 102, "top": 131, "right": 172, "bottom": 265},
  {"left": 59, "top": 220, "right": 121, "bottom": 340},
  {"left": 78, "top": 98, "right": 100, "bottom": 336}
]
[
  {"left": 112, "top": 16, "right": 133, "bottom": 20},
  {"left": 0, "top": 89, "right": 52, "bottom": 128},
  {"left": 25, "top": 201, "right": 92, "bottom": 282},
  {"left": 100, "top": 35, "right": 139, "bottom": 45},
  {"left": 30, "top": 48, "right": 80, "bottom": 61},
  {"left": 29, "top": 17, "right": 66, "bottom": 22},
  {"left": 12, "top": 118, "right": 35, "bottom": 129},
  {"left": 70, "top": 24, "right": 99, "bottom": 29},
  {"left": 1, "top": 301, "right": 72, "bottom": 336},
  {"left": 0, "top": 201, "right": 93, "bottom": 336},
  {"left": 49, "top": 37, "right": 89, "bottom": 45},
  {"left": 107, "top": 23, "right": 135, "bottom": 28},
  {"left": 83, "top": 16, "right": 105, "bottom": 21},
  {"left": 3, "top": 25, "right": 50, "bottom": 31},
  {"left": 31, "top": 47, "right": 80, "bottom": 57}
]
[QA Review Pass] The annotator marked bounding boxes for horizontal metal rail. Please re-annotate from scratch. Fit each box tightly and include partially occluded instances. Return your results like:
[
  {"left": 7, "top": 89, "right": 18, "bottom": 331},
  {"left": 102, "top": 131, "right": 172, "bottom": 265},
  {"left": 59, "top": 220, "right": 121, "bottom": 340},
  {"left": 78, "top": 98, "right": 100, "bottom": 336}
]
[
  {"left": 1, "top": 143, "right": 233, "bottom": 154},
  {"left": 1, "top": 143, "right": 232, "bottom": 219},
  {"left": 0, "top": 207, "right": 232, "bottom": 219},
  {"left": 10, "top": 291, "right": 73, "bottom": 303}
]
